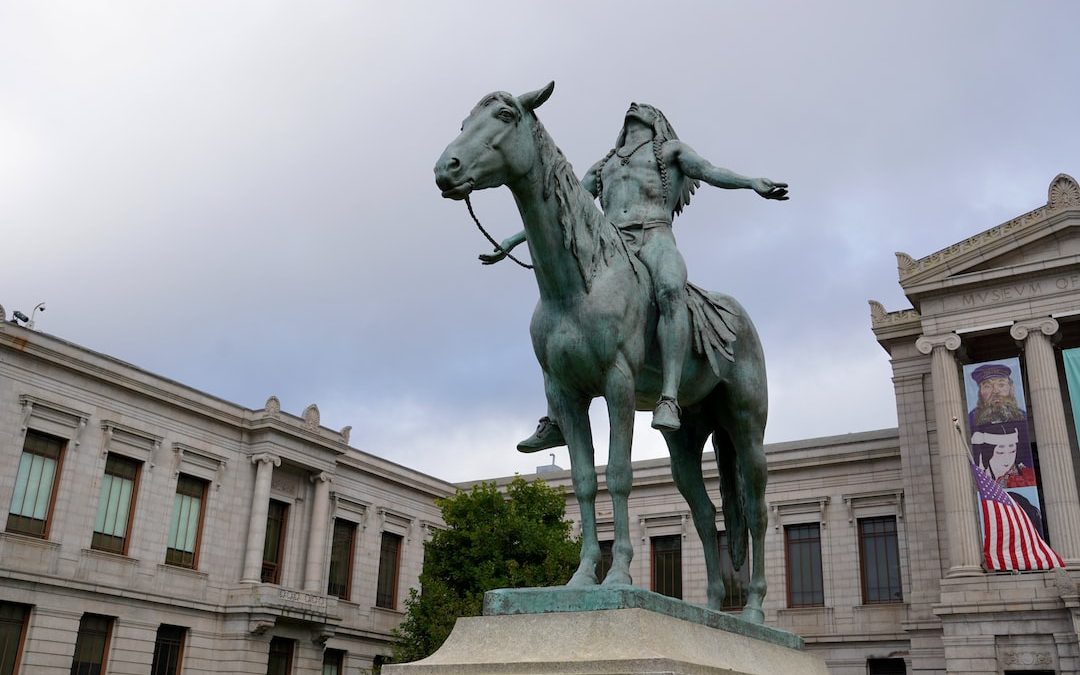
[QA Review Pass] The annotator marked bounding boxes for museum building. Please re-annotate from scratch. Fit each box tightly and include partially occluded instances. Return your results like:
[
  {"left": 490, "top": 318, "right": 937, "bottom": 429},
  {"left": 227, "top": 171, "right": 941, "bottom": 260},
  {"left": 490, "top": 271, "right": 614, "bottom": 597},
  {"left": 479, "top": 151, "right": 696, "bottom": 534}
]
[
  {"left": 0, "top": 317, "right": 453, "bottom": 674},
  {"left": 1, "top": 173, "right": 1080, "bottom": 674}
]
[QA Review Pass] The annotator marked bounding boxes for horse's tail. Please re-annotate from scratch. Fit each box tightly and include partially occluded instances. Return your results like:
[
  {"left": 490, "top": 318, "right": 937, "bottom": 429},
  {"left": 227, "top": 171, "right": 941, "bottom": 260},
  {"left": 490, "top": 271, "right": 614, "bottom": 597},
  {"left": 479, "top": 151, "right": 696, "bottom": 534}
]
[{"left": 713, "top": 428, "right": 748, "bottom": 570}]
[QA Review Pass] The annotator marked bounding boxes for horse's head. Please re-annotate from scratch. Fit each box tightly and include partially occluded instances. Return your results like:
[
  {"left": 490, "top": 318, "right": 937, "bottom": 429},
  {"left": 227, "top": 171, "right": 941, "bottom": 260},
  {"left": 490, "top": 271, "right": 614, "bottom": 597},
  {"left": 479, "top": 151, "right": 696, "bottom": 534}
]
[{"left": 434, "top": 82, "right": 554, "bottom": 200}]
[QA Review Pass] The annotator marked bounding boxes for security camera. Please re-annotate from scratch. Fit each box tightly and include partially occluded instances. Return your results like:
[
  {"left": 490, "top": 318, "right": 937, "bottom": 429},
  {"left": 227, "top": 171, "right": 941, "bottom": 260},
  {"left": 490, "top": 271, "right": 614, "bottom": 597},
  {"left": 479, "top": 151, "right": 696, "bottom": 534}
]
[{"left": 13, "top": 311, "right": 29, "bottom": 323}]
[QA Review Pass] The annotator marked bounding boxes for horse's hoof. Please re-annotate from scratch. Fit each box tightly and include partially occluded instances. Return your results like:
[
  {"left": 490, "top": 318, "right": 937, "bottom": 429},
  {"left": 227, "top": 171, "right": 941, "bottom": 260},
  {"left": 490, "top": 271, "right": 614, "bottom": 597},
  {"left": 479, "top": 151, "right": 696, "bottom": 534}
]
[
  {"left": 741, "top": 606, "right": 764, "bottom": 624},
  {"left": 600, "top": 569, "right": 632, "bottom": 586},
  {"left": 567, "top": 570, "right": 598, "bottom": 587}
]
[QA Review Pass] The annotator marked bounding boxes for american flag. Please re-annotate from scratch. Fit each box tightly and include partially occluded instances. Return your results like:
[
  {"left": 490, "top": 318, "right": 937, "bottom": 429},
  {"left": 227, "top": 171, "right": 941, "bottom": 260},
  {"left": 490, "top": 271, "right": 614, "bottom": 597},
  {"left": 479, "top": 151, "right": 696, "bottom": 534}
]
[{"left": 970, "top": 461, "right": 1064, "bottom": 571}]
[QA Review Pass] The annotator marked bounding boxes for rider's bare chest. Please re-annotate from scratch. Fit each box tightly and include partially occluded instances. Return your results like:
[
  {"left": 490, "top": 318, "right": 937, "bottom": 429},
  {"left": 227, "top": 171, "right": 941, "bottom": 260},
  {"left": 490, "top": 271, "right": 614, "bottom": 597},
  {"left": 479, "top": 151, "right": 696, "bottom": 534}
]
[{"left": 601, "top": 150, "right": 663, "bottom": 195}]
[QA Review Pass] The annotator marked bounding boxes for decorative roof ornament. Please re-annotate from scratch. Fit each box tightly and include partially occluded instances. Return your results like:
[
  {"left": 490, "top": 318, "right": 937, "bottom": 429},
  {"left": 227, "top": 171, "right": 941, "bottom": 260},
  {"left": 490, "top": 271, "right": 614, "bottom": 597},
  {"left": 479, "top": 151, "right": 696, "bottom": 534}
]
[
  {"left": 895, "top": 252, "right": 915, "bottom": 274},
  {"left": 0, "top": 304, "right": 5, "bottom": 321},
  {"left": 1048, "top": 173, "right": 1080, "bottom": 211},
  {"left": 868, "top": 300, "right": 887, "bottom": 324},
  {"left": 340, "top": 425, "right": 352, "bottom": 445},
  {"left": 265, "top": 396, "right": 281, "bottom": 417},
  {"left": 867, "top": 299, "right": 921, "bottom": 329},
  {"left": 303, "top": 404, "right": 320, "bottom": 430}
]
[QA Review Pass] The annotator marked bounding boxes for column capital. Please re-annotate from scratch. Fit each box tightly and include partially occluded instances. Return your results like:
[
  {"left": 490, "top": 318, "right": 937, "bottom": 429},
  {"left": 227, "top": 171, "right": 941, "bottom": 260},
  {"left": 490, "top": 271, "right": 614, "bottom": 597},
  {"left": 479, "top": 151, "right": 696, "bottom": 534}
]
[
  {"left": 310, "top": 471, "right": 332, "bottom": 485},
  {"left": 916, "top": 333, "right": 961, "bottom": 355},
  {"left": 251, "top": 452, "right": 281, "bottom": 467},
  {"left": 1010, "top": 317, "right": 1060, "bottom": 342}
]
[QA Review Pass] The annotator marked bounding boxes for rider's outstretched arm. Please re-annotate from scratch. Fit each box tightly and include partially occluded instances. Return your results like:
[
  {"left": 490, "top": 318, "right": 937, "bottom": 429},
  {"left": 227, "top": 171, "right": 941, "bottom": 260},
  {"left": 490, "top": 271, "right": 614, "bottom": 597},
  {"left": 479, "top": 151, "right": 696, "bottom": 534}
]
[
  {"left": 671, "top": 141, "right": 755, "bottom": 190},
  {"left": 479, "top": 229, "right": 527, "bottom": 265},
  {"left": 501, "top": 229, "right": 527, "bottom": 252},
  {"left": 672, "top": 141, "right": 788, "bottom": 200}
]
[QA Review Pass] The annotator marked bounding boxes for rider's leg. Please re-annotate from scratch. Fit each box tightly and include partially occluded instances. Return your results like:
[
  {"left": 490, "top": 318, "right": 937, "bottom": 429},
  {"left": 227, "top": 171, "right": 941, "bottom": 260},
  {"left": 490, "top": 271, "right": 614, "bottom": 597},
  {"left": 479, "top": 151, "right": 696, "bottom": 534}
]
[
  {"left": 517, "top": 374, "right": 567, "bottom": 452},
  {"left": 639, "top": 229, "right": 689, "bottom": 430}
]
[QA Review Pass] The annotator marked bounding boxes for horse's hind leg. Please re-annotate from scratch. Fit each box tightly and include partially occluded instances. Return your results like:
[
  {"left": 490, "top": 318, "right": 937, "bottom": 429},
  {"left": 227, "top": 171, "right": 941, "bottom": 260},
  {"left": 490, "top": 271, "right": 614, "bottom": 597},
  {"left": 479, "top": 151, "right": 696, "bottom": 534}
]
[
  {"left": 549, "top": 383, "right": 600, "bottom": 586},
  {"left": 730, "top": 414, "right": 769, "bottom": 623},
  {"left": 664, "top": 412, "right": 724, "bottom": 609},
  {"left": 601, "top": 364, "right": 637, "bottom": 586}
]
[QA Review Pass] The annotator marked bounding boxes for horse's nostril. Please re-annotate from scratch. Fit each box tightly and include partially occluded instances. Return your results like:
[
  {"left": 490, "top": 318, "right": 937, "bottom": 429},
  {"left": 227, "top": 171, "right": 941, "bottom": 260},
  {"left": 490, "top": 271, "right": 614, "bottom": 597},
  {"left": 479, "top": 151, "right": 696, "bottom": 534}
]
[{"left": 447, "top": 157, "right": 461, "bottom": 171}]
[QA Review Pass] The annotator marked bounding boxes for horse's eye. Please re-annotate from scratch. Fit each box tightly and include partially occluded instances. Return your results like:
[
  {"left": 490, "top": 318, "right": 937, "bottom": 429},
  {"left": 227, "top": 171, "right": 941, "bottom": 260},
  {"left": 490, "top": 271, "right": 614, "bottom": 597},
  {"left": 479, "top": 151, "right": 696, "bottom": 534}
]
[{"left": 497, "top": 109, "right": 515, "bottom": 123}]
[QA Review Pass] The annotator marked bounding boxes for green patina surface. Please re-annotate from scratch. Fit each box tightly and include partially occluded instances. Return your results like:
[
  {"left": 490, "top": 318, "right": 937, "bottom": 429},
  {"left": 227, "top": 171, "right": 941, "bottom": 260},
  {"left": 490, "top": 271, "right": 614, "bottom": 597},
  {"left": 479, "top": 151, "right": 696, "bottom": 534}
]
[{"left": 483, "top": 586, "right": 804, "bottom": 650}]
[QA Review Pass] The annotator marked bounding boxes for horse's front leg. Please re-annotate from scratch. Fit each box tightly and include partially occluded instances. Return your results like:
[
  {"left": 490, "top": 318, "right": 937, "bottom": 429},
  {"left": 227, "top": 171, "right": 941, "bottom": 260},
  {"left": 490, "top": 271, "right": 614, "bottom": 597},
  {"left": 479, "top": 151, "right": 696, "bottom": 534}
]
[
  {"left": 600, "top": 364, "right": 636, "bottom": 586},
  {"left": 548, "top": 382, "right": 599, "bottom": 587}
]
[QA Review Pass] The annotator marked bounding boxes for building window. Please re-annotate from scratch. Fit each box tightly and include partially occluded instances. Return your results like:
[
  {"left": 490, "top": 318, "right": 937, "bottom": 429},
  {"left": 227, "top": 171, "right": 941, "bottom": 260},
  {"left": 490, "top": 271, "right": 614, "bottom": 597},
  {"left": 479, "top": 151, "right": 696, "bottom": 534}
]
[
  {"left": 858, "top": 516, "right": 903, "bottom": 604},
  {"left": 376, "top": 532, "right": 403, "bottom": 609},
  {"left": 267, "top": 637, "right": 293, "bottom": 675},
  {"left": 597, "top": 540, "right": 613, "bottom": 582},
  {"left": 651, "top": 535, "right": 682, "bottom": 599},
  {"left": 91, "top": 454, "right": 141, "bottom": 555},
  {"left": 327, "top": 519, "right": 357, "bottom": 600},
  {"left": 165, "top": 475, "right": 207, "bottom": 569},
  {"left": 718, "top": 530, "right": 750, "bottom": 610},
  {"left": 867, "top": 657, "right": 906, "bottom": 674},
  {"left": 150, "top": 625, "right": 186, "bottom": 675},
  {"left": 261, "top": 500, "right": 289, "bottom": 584},
  {"left": 70, "top": 614, "right": 112, "bottom": 675},
  {"left": 785, "top": 523, "right": 824, "bottom": 607},
  {"left": 6, "top": 430, "right": 65, "bottom": 538},
  {"left": 0, "top": 602, "right": 30, "bottom": 675},
  {"left": 322, "top": 648, "right": 345, "bottom": 675}
]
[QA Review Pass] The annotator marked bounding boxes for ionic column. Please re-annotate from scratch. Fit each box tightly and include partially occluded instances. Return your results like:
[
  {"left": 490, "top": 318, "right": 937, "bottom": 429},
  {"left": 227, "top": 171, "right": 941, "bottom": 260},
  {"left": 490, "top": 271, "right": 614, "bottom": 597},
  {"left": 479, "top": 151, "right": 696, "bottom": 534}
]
[
  {"left": 303, "top": 472, "right": 333, "bottom": 592},
  {"left": 916, "top": 333, "right": 983, "bottom": 576},
  {"left": 241, "top": 453, "right": 281, "bottom": 583},
  {"left": 1011, "top": 318, "right": 1080, "bottom": 564}
]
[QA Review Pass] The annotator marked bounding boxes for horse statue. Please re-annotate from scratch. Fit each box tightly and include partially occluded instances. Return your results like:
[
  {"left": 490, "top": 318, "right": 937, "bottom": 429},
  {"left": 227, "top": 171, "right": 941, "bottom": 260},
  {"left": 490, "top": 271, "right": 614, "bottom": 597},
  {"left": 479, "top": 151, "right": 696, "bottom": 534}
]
[{"left": 434, "top": 82, "right": 770, "bottom": 622}]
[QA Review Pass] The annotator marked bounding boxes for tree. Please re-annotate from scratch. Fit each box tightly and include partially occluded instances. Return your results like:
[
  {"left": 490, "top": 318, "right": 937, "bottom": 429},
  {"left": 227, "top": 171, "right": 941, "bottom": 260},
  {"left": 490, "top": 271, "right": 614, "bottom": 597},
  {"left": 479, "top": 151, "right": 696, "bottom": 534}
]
[{"left": 392, "top": 476, "right": 579, "bottom": 662}]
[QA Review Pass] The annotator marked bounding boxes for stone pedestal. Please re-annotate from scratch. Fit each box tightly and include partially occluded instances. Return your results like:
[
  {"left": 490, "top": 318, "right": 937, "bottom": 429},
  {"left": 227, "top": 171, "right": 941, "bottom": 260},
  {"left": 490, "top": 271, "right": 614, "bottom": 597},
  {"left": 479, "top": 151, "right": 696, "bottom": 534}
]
[{"left": 385, "top": 586, "right": 828, "bottom": 674}]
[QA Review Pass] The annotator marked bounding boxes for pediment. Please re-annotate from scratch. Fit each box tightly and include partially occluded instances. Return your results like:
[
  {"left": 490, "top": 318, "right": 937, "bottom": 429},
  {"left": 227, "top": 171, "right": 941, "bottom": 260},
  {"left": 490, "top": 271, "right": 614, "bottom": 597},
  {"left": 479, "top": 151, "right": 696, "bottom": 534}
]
[{"left": 896, "top": 174, "right": 1080, "bottom": 292}]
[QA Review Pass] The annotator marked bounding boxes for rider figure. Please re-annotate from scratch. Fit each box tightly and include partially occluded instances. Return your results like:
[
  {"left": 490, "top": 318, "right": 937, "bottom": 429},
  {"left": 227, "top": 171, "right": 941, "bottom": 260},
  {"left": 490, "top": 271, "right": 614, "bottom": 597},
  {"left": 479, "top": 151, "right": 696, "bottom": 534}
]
[{"left": 482, "top": 103, "right": 788, "bottom": 451}]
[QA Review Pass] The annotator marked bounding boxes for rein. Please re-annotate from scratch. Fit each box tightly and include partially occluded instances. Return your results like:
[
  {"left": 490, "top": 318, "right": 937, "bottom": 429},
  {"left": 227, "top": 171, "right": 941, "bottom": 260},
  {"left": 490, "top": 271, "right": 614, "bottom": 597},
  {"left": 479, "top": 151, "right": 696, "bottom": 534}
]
[{"left": 464, "top": 195, "right": 534, "bottom": 270}]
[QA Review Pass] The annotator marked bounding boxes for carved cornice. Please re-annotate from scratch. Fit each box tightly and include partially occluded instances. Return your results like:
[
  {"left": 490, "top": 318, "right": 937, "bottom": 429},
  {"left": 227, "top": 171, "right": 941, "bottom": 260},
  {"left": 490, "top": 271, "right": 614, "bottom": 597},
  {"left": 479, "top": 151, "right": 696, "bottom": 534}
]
[
  {"left": 1010, "top": 317, "right": 1059, "bottom": 341},
  {"left": 100, "top": 420, "right": 162, "bottom": 462},
  {"left": 915, "top": 333, "right": 961, "bottom": 355},
  {"left": 898, "top": 173, "right": 1079, "bottom": 283},
  {"left": 868, "top": 300, "right": 921, "bottom": 329},
  {"left": 19, "top": 395, "right": 91, "bottom": 447}
]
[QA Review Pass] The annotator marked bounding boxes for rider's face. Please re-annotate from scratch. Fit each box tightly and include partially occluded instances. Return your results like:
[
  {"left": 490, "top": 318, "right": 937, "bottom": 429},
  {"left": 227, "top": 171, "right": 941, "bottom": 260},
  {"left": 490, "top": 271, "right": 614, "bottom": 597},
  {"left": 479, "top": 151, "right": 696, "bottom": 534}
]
[{"left": 625, "top": 102, "right": 656, "bottom": 128}]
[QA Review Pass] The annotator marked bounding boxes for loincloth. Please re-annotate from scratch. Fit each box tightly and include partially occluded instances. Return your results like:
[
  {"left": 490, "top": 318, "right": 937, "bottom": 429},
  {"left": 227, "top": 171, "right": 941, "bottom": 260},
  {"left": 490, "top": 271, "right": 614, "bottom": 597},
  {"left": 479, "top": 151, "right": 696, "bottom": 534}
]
[{"left": 615, "top": 219, "right": 672, "bottom": 255}]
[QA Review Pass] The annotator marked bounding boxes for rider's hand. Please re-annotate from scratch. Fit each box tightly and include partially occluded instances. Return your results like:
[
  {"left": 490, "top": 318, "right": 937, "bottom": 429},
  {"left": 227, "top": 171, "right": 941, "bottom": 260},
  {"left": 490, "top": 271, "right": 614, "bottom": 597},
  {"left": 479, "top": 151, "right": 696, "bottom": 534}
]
[
  {"left": 753, "top": 178, "right": 789, "bottom": 201},
  {"left": 479, "top": 246, "right": 509, "bottom": 265}
]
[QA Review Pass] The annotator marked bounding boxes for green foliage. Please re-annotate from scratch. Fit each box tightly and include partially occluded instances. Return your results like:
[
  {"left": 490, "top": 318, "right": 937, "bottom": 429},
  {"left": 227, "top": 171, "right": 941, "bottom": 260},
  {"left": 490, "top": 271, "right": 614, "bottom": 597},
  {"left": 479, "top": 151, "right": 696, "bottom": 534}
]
[{"left": 392, "top": 477, "right": 579, "bottom": 662}]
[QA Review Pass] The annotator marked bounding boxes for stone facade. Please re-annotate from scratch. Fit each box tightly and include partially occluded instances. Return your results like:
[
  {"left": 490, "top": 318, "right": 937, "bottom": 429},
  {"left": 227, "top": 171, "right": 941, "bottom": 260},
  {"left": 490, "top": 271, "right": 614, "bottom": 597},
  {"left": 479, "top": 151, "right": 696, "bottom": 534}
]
[{"left": 0, "top": 323, "right": 452, "bottom": 674}]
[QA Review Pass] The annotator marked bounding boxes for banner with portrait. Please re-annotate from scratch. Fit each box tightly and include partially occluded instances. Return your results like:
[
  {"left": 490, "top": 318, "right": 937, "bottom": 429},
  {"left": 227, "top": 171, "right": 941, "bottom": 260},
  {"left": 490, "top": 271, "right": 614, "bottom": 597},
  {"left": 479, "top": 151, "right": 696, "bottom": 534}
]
[
  {"left": 961, "top": 357, "right": 1047, "bottom": 541},
  {"left": 1063, "top": 348, "right": 1080, "bottom": 452}
]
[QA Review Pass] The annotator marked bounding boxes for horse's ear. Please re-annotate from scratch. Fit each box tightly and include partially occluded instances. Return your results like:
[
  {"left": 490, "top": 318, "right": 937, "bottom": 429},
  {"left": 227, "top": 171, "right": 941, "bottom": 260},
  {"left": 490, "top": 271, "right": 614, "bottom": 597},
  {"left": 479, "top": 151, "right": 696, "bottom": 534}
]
[{"left": 519, "top": 81, "right": 555, "bottom": 112}]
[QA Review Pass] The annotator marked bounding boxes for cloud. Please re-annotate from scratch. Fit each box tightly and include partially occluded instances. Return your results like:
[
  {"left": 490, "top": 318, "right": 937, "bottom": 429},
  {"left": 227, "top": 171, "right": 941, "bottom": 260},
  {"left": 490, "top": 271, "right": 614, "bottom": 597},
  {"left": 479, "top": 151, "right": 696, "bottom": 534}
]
[{"left": 3, "top": 1, "right": 1079, "bottom": 482}]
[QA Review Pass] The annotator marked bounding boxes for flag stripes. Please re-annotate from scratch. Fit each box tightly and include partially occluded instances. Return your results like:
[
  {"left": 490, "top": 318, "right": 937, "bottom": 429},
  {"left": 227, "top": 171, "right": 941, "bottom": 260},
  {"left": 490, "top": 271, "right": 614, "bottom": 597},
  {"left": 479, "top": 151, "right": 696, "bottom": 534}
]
[{"left": 971, "top": 461, "right": 1063, "bottom": 571}]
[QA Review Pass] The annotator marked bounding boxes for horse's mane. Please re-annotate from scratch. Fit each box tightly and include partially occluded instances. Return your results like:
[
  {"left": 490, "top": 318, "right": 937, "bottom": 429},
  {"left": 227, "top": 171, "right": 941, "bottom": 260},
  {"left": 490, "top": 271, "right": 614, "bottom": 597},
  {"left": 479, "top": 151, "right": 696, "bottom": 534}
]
[{"left": 529, "top": 115, "right": 637, "bottom": 291}]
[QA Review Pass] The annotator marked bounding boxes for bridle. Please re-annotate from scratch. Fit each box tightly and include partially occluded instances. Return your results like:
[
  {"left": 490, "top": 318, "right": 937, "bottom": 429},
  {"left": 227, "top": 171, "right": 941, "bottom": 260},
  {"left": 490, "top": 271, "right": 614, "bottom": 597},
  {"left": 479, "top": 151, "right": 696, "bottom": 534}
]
[{"left": 464, "top": 196, "right": 534, "bottom": 270}]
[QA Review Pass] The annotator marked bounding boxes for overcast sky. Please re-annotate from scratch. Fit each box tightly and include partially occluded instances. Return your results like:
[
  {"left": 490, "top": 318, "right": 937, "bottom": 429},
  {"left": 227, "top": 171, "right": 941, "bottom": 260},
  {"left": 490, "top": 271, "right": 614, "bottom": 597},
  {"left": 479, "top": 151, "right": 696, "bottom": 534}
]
[{"left": 4, "top": 2, "right": 1080, "bottom": 482}]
